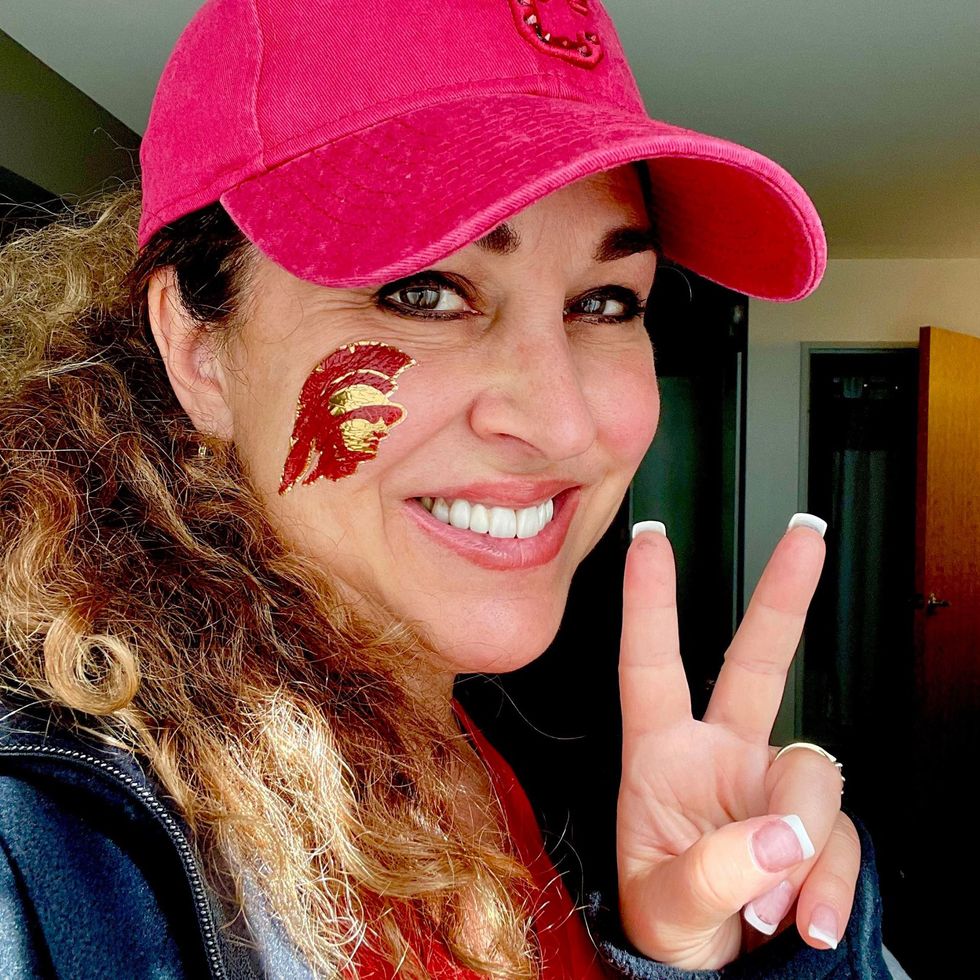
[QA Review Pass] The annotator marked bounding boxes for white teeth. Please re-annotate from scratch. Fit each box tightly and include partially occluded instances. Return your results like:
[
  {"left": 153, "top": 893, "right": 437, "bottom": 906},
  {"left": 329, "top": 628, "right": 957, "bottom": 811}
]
[
  {"left": 489, "top": 506, "right": 518, "bottom": 538},
  {"left": 418, "top": 494, "right": 557, "bottom": 539},
  {"left": 448, "top": 498, "right": 471, "bottom": 529},
  {"left": 516, "top": 506, "right": 539, "bottom": 539},
  {"left": 469, "top": 503, "right": 490, "bottom": 533}
]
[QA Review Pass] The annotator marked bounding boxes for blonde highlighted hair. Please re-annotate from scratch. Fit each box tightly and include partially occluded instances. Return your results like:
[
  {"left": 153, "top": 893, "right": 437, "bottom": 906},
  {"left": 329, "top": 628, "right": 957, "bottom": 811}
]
[{"left": 0, "top": 188, "right": 539, "bottom": 977}]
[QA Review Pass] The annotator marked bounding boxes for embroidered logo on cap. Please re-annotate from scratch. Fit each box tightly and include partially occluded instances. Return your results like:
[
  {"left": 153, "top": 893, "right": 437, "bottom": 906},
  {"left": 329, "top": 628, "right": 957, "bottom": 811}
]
[{"left": 509, "top": 0, "right": 603, "bottom": 68}]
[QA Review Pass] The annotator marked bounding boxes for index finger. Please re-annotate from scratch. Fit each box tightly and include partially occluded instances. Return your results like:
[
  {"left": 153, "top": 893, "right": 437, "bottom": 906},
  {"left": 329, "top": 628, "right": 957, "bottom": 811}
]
[
  {"left": 619, "top": 524, "right": 692, "bottom": 738},
  {"left": 702, "top": 517, "right": 826, "bottom": 740}
]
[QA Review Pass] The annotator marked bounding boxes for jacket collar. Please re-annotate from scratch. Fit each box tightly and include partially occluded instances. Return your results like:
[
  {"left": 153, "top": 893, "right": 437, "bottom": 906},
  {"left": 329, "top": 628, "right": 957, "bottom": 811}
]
[{"left": 0, "top": 697, "right": 150, "bottom": 786}]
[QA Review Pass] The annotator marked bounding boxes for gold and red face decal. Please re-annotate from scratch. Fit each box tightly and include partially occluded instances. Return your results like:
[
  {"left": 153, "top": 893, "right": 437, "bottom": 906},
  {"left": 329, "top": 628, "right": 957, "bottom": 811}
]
[{"left": 279, "top": 341, "right": 417, "bottom": 494}]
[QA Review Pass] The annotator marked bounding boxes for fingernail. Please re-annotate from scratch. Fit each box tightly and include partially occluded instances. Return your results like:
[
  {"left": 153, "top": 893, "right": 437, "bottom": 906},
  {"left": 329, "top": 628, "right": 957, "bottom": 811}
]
[
  {"left": 743, "top": 879, "right": 795, "bottom": 935},
  {"left": 787, "top": 513, "right": 828, "bottom": 538},
  {"left": 808, "top": 904, "right": 839, "bottom": 950},
  {"left": 750, "top": 815, "right": 815, "bottom": 873},
  {"left": 632, "top": 521, "right": 666, "bottom": 540}
]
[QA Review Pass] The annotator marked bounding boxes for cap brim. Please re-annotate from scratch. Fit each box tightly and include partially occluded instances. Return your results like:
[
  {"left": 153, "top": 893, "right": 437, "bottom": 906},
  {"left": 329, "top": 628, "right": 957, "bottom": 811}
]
[{"left": 221, "top": 94, "right": 825, "bottom": 302}]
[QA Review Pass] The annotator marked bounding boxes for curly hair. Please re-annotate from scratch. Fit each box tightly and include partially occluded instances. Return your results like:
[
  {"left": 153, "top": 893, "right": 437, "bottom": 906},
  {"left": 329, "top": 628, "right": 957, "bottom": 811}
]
[{"left": 0, "top": 187, "right": 539, "bottom": 977}]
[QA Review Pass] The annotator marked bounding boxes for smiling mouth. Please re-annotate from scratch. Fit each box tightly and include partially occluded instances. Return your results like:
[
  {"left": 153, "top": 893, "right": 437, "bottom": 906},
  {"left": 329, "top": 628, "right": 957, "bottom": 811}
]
[{"left": 416, "top": 495, "right": 556, "bottom": 539}]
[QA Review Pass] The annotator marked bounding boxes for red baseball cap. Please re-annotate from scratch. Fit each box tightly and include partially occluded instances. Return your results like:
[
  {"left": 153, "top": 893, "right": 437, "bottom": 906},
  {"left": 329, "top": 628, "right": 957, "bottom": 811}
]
[{"left": 139, "top": 0, "right": 826, "bottom": 301}]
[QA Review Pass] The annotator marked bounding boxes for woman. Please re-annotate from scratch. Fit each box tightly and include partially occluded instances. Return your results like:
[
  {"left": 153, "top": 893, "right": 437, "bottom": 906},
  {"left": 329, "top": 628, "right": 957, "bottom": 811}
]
[{"left": 0, "top": 0, "right": 890, "bottom": 977}]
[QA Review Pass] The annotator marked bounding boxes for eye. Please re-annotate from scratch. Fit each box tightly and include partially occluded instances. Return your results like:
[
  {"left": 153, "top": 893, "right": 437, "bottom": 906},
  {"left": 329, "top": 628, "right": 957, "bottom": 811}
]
[
  {"left": 566, "top": 286, "right": 646, "bottom": 323},
  {"left": 376, "top": 273, "right": 476, "bottom": 319}
]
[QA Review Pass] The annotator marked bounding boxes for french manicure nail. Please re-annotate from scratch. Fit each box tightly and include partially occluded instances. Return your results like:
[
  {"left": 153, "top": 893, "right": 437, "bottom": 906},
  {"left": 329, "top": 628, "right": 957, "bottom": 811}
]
[
  {"left": 631, "top": 521, "right": 666, "bottom": 540},
  {"left": 808, "top": 904, "right": 839, "bottom": 949},
  {"left": 750, "top": 815, "right": 815, "bottom": 873},
  {"left": 787, "top": 513, "right": 828, "bottom": 538},
  {"left": 743, "top": 879, "right": 795, "bottom": 935}
]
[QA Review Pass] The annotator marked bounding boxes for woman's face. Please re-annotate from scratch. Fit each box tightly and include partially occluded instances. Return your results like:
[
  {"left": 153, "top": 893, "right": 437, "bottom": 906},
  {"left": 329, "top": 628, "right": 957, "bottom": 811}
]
[{"left": 219, "top": 166, "right": 659, "bottom": 681}]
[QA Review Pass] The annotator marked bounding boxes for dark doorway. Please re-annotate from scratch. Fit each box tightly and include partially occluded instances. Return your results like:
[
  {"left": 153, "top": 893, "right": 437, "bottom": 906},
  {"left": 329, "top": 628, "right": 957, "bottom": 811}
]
[
  {"left": 802, "top": 348, "right": 918, "bottom": 972},
  {"left": 633, "top": 266, "right": 747, "bottom": 718}
]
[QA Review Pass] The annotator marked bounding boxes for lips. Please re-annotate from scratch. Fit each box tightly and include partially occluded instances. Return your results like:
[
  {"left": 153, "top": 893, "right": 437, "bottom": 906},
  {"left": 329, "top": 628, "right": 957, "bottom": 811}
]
[{"left": 404, "top": 487, "right": 580, "bottom": 571}]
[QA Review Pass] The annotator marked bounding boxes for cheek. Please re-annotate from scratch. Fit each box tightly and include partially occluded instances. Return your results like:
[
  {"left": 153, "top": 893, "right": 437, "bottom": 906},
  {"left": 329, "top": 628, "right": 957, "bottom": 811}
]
[
  {"left": 371, "top": 353, "right": 478, "bottom": 452},
  {"left": 592, "top": 358, "right": 660, "bottom": 465}
]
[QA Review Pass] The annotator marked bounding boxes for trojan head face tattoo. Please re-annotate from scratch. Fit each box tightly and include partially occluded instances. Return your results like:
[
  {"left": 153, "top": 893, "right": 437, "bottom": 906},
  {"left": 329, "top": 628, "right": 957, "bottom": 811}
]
[{"left": 279, "top": 341, "right": 417, "bottom": 494}]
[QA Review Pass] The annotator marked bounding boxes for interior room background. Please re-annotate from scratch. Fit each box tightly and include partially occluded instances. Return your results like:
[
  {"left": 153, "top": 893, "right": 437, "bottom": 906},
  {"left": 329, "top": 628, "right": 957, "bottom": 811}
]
[{"left": 3, "top": 3, "right": 978, "bottom": 975}]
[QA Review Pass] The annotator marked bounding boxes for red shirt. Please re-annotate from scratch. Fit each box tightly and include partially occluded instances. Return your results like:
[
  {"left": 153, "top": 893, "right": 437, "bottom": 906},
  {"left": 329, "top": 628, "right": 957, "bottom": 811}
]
[{"left": 355, "top": 703, "right": 610, "bottom": 978}]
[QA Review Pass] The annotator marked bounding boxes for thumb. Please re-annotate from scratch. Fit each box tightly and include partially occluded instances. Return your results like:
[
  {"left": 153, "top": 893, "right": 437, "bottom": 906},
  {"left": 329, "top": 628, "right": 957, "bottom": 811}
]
[{"left": 621, "top": 814, "right": 814, "bottom": 967}]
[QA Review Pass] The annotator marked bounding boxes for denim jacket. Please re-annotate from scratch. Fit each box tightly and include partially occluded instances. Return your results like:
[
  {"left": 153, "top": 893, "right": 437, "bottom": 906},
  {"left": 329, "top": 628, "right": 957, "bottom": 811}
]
[{"left": 0, "top": 704, "right": 890, "bottom": 979}]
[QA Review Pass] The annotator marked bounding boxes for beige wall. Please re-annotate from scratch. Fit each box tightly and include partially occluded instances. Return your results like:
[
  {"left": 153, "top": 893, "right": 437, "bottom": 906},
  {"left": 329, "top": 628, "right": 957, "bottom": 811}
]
[{"left": 745, "top": 258, "right": 980, "bottom": 741}]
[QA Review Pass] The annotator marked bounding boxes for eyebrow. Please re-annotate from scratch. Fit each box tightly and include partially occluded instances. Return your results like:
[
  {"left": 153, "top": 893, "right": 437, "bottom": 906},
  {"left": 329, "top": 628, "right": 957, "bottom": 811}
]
[{"left": 473, "top": 222, "right": 657, "bottom": 262}]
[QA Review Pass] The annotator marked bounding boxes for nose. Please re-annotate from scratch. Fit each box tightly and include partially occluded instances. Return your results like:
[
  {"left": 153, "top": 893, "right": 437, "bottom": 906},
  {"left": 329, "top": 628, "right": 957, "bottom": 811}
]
[{"left": 468, "top": 310, "right": 598, "bottom": 462}]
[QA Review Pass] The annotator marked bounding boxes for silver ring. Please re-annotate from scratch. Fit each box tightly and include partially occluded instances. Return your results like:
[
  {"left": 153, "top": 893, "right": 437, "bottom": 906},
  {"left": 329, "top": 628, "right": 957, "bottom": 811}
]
[{"left": 774, "top": 741, "right": 845, "bottom": 783}]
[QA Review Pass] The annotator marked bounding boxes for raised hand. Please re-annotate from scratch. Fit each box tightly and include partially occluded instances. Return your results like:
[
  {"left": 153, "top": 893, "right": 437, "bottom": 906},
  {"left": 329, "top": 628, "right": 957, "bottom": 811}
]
[{"left": 616, "top": 518, "right": 857, "bottom": 969}]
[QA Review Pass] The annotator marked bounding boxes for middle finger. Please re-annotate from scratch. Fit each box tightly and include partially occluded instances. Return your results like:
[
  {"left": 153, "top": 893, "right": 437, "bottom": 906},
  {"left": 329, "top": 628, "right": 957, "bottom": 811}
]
[{"left": 702, "top": 517, "right": 825, "bottom": 740}]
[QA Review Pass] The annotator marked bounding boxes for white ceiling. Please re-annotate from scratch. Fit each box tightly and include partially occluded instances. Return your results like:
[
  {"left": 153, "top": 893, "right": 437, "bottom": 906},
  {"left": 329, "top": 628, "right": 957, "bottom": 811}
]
[{"left": 3, "top": 0, "right": 978, "bottom": 258}]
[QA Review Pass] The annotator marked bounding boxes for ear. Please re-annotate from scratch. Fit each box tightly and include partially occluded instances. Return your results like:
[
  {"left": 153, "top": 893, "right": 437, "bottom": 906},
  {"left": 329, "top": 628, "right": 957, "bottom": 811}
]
[{"left": 147, "top": 267, "right": 236, "bottom": 440}]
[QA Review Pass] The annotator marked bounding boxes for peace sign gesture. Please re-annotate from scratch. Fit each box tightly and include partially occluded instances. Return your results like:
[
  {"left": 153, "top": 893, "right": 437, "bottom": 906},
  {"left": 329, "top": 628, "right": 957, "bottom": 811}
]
[{"left": 616, "top": 517, "right": 858, "bottom": 969}]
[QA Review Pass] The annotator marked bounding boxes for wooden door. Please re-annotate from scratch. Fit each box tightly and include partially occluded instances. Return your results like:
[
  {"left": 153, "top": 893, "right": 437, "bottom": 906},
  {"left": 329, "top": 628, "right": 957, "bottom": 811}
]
[
  {"left": 908, "top": 325, "right": 980, "bottom": 973},
  {"left": 915, "top": 326, "right": 980, "bottom": 744}
]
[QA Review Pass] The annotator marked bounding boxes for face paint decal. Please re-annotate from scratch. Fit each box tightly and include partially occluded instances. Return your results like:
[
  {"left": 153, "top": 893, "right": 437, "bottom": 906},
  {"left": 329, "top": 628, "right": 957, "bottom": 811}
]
[{"left": 279, "top": 341, "right": 417, "bottom": 494}]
